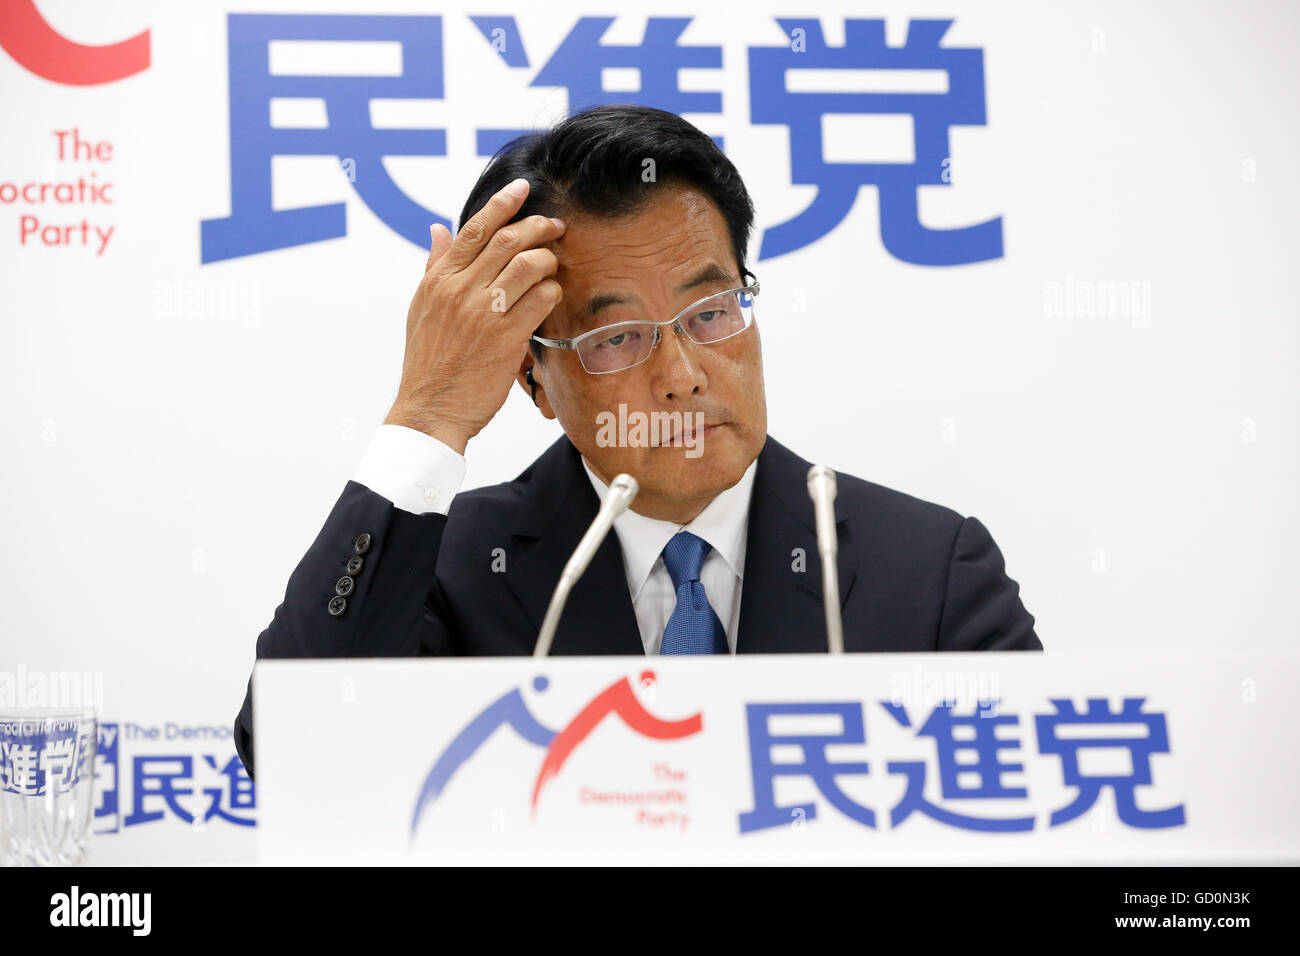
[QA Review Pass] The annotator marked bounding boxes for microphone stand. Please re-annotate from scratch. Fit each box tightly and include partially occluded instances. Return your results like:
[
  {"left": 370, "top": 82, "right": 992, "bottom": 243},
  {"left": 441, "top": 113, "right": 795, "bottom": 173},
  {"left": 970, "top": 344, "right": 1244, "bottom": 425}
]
[
  {"left": 806, "top": 465, "right": 845, "bottom": 654},
  {"left": 533, "top": 473, "right": 639, "bottom": 657}
]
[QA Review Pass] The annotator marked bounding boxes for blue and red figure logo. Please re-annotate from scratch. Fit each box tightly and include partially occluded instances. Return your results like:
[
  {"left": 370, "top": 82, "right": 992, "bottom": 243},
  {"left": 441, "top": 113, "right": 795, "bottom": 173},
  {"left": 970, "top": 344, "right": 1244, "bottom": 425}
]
[{"left": 411, "top": 671, "right": 700, "bottom": 835}]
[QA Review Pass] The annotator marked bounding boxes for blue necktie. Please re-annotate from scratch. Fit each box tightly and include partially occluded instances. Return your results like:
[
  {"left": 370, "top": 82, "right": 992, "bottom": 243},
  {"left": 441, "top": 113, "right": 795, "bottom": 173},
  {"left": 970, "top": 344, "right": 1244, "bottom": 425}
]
[{"left": 659, "top": 531, "right": 730, "bottom": 655}]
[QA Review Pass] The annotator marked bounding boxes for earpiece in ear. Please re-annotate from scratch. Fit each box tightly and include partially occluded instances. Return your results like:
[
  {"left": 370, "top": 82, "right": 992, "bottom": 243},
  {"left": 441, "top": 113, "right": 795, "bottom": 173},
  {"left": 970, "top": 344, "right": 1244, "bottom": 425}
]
[{"left": 525, "top": 367, "right": 538, "bottom": 405}]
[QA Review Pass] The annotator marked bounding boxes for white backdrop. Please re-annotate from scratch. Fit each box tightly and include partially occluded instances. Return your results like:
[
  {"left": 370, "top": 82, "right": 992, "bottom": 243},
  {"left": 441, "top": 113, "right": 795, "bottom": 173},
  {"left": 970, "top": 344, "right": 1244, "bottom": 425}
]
[{"left": 1, "top": 0, "right": 1296, "bottom": 864}]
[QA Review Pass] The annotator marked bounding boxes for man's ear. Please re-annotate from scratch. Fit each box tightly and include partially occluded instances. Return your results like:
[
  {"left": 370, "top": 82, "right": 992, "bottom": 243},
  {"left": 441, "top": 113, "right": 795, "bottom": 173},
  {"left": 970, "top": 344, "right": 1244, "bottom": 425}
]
[{"left": 517, "top": 357, "right": 556, "bottom": 420}]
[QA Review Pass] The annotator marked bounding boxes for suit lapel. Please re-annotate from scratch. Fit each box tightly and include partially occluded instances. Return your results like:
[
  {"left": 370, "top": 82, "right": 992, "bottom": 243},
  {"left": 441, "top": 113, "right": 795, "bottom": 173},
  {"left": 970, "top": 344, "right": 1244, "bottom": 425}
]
[
  {"left": 736, "top": 437, "right": 857, "bottom": 654},
  {"left": 504, "top": 436, "right": 645, "bottom": 656},
  {"left": 502, "top": 433, "right": 853, "bottom": 656}
]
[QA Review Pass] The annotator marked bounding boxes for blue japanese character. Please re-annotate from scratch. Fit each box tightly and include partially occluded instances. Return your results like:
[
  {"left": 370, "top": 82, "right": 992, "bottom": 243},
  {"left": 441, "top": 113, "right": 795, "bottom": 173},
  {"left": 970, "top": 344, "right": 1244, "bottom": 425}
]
[
  {"left": 201, "top": 14, "right": 448, "bottom": 263},
  {"left": 739, "top": 702, "right": 875, "bottom": 833},
  {"left": 201, "top": 754, "right": 256, "bottom": 827},
  {"left": 882, "top": 700, "right": 1034, "bottom": 832},
  {"left": 529, "top": 18, "right": 723, "bottom": 148},
  {"left": 1036, "top": 698, "right": 1186, "bottom": 829},
  {"left": 124, "top": 756, "right": 195, "bottom": 825},
  {"left": 749, "top": 18, "right": 1002, "bottom": 264},
  {"left": 471, "top": 16, "right": 529, "bottom": 68},
  {"left": 93, "top": 722, "right": 120, "bottom": 834},
  {"left": 470, "top": 15, "right": 536, "bottom": 158}
]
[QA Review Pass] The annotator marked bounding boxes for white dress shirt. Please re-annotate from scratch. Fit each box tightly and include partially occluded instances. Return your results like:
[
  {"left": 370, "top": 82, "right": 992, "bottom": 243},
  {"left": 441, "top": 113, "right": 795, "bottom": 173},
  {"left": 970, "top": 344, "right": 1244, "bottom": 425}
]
[
  {"left": 352, "top": 424, "right": 467, "bottom": 516},
  {"left": 579, "top": 457, "right": 755, "bottom": 654},
  {"left": 352, "top": 424, "right": 757, "bottom": 655}
]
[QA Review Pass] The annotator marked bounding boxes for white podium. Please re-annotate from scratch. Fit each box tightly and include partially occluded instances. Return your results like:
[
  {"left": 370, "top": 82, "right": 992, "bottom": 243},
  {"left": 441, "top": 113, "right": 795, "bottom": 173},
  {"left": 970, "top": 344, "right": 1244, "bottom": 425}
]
[{"left": 254, "top": 652, "right": 1299, "bottom": 864}]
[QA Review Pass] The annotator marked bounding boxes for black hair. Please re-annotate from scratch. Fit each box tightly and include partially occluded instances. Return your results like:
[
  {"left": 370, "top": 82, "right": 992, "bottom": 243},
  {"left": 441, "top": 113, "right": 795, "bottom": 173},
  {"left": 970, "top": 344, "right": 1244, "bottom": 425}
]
[{"left": 456, "top": 104, "right": 757, "bottom": 361}]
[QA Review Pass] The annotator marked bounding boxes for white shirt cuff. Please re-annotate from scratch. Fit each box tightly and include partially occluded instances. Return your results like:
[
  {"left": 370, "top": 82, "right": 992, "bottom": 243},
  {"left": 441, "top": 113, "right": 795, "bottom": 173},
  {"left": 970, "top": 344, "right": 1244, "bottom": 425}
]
[{"left": 352, "top": 424, "right": 467, "bottom": 516}]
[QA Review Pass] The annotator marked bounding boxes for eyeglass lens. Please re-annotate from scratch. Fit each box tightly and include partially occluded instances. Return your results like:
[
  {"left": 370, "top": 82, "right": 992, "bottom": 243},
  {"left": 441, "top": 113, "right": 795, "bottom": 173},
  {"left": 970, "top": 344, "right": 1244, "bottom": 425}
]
[{"left": 576, "top": 289, "right": 755, "bottom": 373}]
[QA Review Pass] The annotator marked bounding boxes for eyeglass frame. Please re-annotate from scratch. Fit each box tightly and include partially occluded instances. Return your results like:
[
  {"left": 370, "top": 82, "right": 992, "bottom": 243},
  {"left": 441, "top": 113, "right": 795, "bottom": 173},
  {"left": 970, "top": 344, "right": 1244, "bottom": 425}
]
[{"left": 529, "top": 276, "right": 761, "bottom": 375}]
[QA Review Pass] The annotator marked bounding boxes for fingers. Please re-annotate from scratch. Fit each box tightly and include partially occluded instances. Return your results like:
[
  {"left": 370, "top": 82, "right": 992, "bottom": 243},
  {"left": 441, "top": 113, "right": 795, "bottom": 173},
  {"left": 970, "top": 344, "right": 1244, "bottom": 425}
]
[
  {"left": 487, "top": 246, "right": 559, "bottom": 316},
  {"left": 425, "top": 222, "right": 453, "bottom": 271},
  {"left": 466, "top": 213, "right": 566, "bottom": 288},
  {"left": 504, "top": 277, "right": 563, "bottom": 336},
  {"left": 437, "top": 177, "right": 531, "bottom": 272}
]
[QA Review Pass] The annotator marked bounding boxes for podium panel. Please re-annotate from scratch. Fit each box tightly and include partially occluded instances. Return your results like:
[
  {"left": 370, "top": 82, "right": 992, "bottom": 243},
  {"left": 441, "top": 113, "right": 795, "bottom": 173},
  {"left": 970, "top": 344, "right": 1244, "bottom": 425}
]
[{"left": 254, "top": 652, "right": 1298, "bottom": 864}]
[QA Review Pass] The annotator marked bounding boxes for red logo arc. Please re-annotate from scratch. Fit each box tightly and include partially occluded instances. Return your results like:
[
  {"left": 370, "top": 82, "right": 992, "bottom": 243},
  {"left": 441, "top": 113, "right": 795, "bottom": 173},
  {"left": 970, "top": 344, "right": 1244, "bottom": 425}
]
[
  {"left": 529, "top": 671, "right": 701, "bottom": 813},
  {"left": 0, "top": 0, "right": 150, "bottom": 86}
]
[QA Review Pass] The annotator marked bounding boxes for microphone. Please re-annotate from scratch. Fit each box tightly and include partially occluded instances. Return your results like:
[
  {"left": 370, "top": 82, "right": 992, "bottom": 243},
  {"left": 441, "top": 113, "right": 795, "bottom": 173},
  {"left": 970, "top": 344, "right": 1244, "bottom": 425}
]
[
  {"left": 533, "top": 473, "right": 639, "bottom": 657},
  {"left": 806, "top": 464, "right": 845, "bottom": 654}
]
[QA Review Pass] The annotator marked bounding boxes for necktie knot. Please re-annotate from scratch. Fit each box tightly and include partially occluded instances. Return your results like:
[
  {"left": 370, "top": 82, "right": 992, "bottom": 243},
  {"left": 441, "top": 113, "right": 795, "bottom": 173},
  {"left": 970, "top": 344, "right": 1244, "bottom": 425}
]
[
  {"left": 661, "top": 531, "right": 712, "bottom": 590},
  {"left": 659, "top": 531, "right": 728, "bottom": 655}
]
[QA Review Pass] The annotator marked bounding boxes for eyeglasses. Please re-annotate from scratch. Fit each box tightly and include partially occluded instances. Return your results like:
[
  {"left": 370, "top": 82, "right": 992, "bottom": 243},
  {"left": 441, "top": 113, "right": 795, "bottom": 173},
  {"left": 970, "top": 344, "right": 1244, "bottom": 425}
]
[{"left": 530, "top": 281, "right": 760, "bottom": 374}]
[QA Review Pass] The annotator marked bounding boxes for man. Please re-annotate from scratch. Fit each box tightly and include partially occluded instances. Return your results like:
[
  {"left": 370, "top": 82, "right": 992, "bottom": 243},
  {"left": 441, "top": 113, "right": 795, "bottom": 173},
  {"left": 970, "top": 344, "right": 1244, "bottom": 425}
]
[{"left": 234, "top": 104, "right": 1039, "bottom": 780}]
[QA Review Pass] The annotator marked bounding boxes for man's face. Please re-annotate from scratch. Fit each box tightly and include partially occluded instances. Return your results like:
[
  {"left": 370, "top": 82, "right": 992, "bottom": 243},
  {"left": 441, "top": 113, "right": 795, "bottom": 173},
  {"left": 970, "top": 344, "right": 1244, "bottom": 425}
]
[{"left": 521, "top": 182, "right": 767, "bottom": 523}]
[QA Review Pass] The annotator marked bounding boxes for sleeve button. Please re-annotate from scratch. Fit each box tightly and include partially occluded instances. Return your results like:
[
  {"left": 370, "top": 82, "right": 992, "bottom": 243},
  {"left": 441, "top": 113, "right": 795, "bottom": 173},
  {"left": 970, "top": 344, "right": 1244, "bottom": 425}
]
[
  {"left": 346, "top": 555, "right": 364, "bottom": 575},
  {"left": 327, "top": 596, "right": 348, "bottom": 617},
  {"left": 352, "top": 532, "right": 372, "bottom": 555},
  {"left": 334, "top": 575, "right": 355, "bottom": 597}
]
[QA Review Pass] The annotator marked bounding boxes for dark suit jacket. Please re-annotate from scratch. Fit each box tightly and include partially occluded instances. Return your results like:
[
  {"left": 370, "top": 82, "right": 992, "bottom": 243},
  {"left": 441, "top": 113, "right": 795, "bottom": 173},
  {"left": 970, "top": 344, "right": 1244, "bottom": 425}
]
[{"left": 234, "top": 434, "right": 1040, "bottom": 779}]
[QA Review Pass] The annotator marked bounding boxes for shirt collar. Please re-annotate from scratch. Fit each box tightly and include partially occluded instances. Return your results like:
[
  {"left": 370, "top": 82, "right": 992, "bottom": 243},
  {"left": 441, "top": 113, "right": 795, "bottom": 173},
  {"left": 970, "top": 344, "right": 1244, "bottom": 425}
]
[{"left": 580, "top": 455, "right": 758, "bottom": 603}]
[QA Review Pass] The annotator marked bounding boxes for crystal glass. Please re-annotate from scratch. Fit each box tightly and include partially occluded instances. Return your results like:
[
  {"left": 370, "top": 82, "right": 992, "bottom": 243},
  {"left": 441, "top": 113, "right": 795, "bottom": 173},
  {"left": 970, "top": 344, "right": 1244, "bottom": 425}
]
[{"left": 0, "top": 710, "right": 98, "bottom": 866}]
